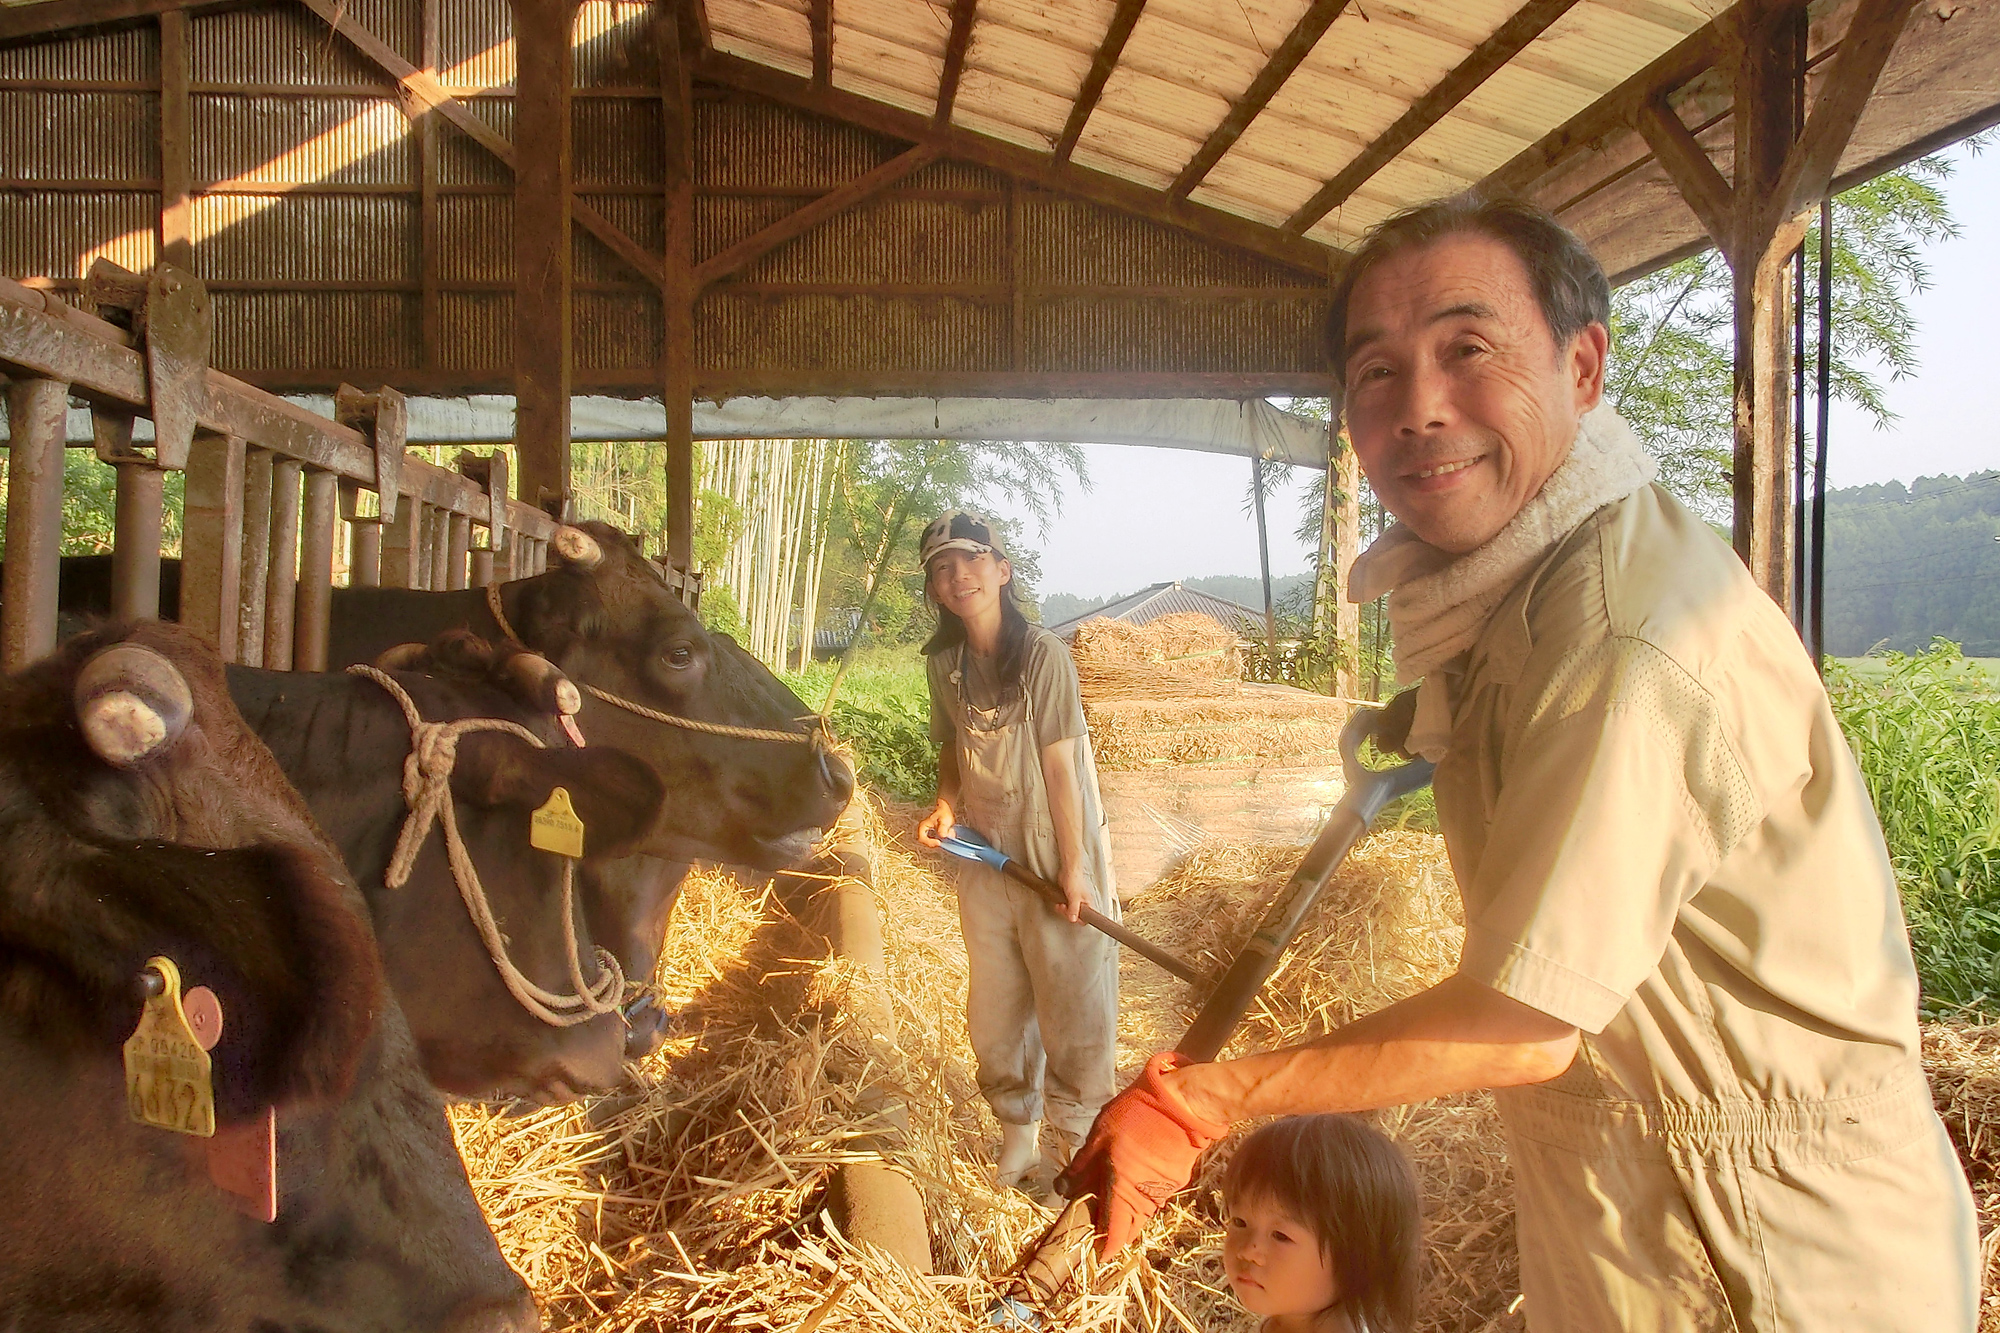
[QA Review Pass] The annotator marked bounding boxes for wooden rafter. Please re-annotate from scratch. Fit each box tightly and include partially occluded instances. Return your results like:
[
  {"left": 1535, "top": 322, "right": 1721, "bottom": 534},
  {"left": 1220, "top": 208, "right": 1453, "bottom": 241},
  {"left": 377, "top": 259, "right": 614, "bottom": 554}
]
[
  {"left": 297, "top": 0, "right": 669, "bottom": 291},
  {"left": 933, "top": 0, "right": 977, "bottom": 129},
  {"left": 699, "top": 49, "right": 1334, "bottom": 276},
  {"left": 1635, "top": 95, "right": 1731, "bottom": 251},
  {"left": 1768, "top": 0, "right": 1916, "bottom": 241},
  {"left": 1284, "top": 0, "right": 1585, "bottom": 235},
  {"left": 1169, "top": 0, "right": 1349, "bottom": 201},
  {"left": 694, "top": 145, "right": 942, "bottom": 288},
  {"left": 810, "top": 0, "right": 832, "bottom": 89},
  {"left": 0, "top": 0, "right": 221, "bottom": 43},
  {"left": 1054, "top": 0, "right": 1145, "bottom": 165}
]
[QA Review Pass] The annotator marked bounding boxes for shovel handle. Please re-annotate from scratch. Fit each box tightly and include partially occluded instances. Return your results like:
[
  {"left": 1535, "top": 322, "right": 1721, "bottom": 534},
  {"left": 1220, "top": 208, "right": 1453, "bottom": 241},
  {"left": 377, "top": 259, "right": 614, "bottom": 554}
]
[{"left": 997, "top": 863, "right": 1207, "bottom": 986}]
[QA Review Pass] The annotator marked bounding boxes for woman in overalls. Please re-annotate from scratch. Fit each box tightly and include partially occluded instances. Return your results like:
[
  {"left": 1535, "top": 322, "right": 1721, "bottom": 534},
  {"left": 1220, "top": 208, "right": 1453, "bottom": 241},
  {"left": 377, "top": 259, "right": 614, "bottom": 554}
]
[{"left": 914, "top": 510, "right": 1120, "bottom": 1191}]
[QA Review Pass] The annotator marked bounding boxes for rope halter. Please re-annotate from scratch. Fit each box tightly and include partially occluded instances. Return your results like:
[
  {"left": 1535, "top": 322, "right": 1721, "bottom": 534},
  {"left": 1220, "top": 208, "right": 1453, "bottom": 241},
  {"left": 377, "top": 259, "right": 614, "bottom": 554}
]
[
  {"left": 485, "top": 580, "right": 825, "bottom": 746},
  {"left": 346, "top": 664, "right": 626, "bottom": 1029}
]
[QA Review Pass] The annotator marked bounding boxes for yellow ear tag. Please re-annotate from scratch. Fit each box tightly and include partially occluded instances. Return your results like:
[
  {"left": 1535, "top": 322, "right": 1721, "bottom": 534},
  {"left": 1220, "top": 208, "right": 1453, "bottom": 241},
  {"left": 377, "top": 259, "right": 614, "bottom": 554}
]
[
  {"left": 122, "top": 955, "right": 215, "bottom": 1138},
  {"left": 530, "top": 786, "right": 586, "bottom": 858}
]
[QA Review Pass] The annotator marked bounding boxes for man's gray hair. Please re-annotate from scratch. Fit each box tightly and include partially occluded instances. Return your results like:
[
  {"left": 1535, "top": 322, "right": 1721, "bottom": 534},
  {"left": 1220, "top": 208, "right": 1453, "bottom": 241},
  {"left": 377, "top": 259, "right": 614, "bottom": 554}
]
[{"left": 1325, "top": 194, "right": 1611, "bottom": 377}]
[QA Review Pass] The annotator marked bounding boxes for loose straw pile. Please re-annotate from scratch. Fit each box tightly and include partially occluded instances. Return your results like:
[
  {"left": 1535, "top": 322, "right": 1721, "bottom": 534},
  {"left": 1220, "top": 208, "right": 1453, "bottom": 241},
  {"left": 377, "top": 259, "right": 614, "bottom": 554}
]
[{"left": 448, "top": 797, "right": 1996, "bottom": 1333}]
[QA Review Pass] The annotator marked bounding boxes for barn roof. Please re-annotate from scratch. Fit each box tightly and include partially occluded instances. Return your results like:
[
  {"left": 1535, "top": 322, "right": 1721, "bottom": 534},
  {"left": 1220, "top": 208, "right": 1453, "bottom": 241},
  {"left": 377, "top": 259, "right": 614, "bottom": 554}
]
[{"left": 1046, "top": 581, "right": 1267, "bottom": 639}]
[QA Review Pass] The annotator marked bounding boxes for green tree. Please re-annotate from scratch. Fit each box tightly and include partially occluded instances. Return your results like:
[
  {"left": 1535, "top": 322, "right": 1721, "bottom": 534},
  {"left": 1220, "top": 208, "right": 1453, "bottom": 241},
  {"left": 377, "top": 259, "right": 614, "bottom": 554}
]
[{"left": 1608, "top": 155, "right": 1969, "bottom": 519}]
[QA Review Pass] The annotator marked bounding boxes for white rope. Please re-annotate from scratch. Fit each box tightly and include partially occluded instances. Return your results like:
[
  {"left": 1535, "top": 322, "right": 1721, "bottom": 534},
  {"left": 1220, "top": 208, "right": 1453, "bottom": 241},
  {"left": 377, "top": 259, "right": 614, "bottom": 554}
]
[
  {"left": 346, "top": 664, "right": 625, "bottom": 1029},
  {"left": 485, "top": 580, "right": 820, "bottom": 745}
]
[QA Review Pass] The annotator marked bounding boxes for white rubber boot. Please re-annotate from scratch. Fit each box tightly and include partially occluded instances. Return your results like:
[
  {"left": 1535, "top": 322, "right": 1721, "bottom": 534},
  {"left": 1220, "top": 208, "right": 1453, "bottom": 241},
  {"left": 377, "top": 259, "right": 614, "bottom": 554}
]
[{"left": 995, "top": 1121, "right": 1040, "bottom": 1190}]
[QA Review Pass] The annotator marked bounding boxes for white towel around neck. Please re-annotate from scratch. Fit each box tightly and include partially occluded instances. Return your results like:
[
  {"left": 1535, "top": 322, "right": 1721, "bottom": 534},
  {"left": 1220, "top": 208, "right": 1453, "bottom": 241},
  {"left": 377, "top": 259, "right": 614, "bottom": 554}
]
[{"left": 1347, "top": 401, "right": 1657, "bottom": 759}]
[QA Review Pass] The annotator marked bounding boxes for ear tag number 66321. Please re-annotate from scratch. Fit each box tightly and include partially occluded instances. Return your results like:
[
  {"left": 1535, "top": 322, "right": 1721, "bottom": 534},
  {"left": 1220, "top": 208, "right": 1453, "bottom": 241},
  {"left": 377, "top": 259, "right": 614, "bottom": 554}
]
[{"left": 123, "top": 955, "right": 215, "bottom": 1137}]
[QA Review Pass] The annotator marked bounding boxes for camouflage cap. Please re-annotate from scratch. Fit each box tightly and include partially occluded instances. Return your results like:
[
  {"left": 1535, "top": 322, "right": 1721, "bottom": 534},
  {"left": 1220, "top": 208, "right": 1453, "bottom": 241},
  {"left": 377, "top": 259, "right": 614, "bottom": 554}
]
[{"left": 919, "top": 509, "right": 1007, "bottom": 569}]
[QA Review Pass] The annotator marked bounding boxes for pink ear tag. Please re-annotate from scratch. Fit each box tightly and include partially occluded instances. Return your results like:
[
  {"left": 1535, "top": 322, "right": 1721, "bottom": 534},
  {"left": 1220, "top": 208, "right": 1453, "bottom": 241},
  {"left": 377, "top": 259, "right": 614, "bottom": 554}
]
[{"left": 181, "top": 987, "right": 277, "bottom": 1223}]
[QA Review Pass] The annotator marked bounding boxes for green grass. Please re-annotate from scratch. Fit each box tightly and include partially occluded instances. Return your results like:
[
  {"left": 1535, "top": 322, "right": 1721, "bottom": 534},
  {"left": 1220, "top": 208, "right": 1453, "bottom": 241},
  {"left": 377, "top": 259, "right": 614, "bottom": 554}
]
[
  {"left": 1828, "top": 643, "right": 2000, "bottom": 1015},
  {"left": 782, "top": 647, "right": 939, "bottom": 805}
]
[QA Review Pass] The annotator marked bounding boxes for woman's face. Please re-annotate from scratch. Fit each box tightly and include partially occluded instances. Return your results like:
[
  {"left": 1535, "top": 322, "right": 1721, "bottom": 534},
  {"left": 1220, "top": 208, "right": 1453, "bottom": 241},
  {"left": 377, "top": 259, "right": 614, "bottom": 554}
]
[
  {"left": 927, "top": 549, "right": 1011, "bottom": 624},
  {"left": 1223, "top": 1192, "right": 1340, "bottom": 1322}
]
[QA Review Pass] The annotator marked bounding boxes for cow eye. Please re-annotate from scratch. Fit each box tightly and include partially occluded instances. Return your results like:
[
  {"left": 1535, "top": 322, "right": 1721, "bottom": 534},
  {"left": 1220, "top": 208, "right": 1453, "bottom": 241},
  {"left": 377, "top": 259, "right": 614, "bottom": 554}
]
[{"left": 662, "top": 644, "right": 694, "bottom": 669}]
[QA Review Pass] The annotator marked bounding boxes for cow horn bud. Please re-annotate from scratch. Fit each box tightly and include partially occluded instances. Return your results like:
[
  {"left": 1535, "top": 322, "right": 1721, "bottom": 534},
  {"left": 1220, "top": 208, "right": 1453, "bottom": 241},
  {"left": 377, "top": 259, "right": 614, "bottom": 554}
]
[
  {"left": 74, "top": 643, "right": 193, "bottom": 768},
  {"left": 499, "top": 650, "right": 579, "bottom": 717},
  {"left": 550, "top": 526, "right": 603, "bottom": 570},
  {"left": 373, "top": 642, "right": 429, "bottom": 672}
]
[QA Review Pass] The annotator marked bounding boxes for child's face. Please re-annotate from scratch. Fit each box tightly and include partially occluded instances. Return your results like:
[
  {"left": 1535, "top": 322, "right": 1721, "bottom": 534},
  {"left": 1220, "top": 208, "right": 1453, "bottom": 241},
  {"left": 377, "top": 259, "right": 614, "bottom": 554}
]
[{"left": 1223, "top": 1192, "right": 1340, "bottom": 1321}]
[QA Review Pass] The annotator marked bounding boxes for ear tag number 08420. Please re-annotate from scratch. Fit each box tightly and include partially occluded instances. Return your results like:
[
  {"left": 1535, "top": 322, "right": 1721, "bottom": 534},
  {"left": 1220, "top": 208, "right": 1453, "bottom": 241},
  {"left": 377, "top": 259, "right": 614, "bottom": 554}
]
[
  {"left": 531, "top": 786, "right": 586, "bottom": 858},
  {"left": 123, "top": 955, "right": 215, "bottom": 1138}
]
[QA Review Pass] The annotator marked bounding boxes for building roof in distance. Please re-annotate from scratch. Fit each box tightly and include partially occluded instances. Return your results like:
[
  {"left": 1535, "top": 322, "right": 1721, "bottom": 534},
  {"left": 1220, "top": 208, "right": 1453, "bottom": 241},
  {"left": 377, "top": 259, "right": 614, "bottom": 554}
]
[{"left": 1045, "top": 582, "right": 1266, "bottom": 641}]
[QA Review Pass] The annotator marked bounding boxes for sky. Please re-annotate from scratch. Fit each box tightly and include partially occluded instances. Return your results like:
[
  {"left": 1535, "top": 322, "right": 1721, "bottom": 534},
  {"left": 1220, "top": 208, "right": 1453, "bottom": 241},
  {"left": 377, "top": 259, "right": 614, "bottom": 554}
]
[{"left": 992, "top": 141, "right": 2000, "bottom": 602}]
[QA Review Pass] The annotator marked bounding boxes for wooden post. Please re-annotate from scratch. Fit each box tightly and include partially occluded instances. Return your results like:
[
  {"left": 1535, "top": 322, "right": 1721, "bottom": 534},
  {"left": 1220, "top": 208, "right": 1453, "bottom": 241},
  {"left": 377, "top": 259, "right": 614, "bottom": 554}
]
[
  {"left": 427, "top": 505, "right": 451, "bottom": 590},
  {"left": 181, "top": 431, "right": 246, "bottom": 659},
  {"left": 295, "top": 470, "right": 338, "bottom": 671},
  {"left": 237, "top": 448, "right": 274, "bottom": 667},
  {"left": 469, "top": 546, "right": 495, "bottom": 588},
  {"left": 2, "top": 378, "right": 70, "bottom": 670},
  {"left": 512, "top": 0, "right": 574, "bottom": 514},
  {"left": 658, "top": 10, "right": 696, "bottom": 573},
  {"left": 382, "top": 501, "right": 420, "bottom": 589},
  {"left": 264, "top": 458, "right": 302, "bottom": 670},
  {"left": 111, "top": 463, "right": 167, "bottom": 620},
  {"left": 1250, "top": 452, "right": 1278, "bottom": 660},
  {"left": 416, "top": 505, "right": 437, "bottom": 590},
  {"left": 446, "top": 513, "right": 471, "bottom": 590},
  {"left": 158, "top": 10, "right": 192, "bottom": 270},
  {"left": 418, "top": 0, "right": 440, "bottom": 368},
  {"left": 350, "top": 521, "right": 383, "bottom": 588},
  {"left": 1333, "top": 428, "right": 1361, "bottom": 699}
]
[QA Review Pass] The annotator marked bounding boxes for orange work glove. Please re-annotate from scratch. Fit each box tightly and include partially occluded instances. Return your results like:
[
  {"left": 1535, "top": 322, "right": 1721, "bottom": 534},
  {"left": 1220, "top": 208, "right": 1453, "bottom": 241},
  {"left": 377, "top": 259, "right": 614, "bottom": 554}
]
[{"left": 1055, "top": 1051, "right": 1230, "bottom": 1258}]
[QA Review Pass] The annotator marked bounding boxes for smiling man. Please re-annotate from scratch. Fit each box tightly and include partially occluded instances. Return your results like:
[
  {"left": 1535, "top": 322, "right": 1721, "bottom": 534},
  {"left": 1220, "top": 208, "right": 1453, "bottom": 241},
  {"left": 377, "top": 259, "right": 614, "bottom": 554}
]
[{"left": 1058, "top": 197, "right": 1978, "bottom": 1331}]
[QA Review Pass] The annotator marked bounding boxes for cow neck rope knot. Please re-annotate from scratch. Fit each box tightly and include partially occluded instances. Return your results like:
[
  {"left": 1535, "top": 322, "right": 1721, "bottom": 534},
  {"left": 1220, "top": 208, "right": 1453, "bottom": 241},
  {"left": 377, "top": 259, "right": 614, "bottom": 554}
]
[
  {"left": 345, "top": 665, "right": 626, "bottom": 1029},
  {"left": 484, "top": 580, "right": 816, "bottom": 745}
]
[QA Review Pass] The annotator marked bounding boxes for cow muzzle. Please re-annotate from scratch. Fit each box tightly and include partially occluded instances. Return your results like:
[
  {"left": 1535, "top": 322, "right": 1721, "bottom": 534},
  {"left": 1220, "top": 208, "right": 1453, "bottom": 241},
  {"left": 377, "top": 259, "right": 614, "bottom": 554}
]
[{"left": 74, "top": 643, "right": 193, "bottom": 767}]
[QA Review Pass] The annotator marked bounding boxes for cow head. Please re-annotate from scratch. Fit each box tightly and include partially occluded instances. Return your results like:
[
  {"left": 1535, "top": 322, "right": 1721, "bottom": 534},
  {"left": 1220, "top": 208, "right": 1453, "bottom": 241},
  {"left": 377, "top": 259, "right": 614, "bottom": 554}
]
[
  {"left": 502, "top": 522, "right": 854, "bottom": 869},
  {"left": 0, "top": 622, "right": 536, "bottom": 1331}
]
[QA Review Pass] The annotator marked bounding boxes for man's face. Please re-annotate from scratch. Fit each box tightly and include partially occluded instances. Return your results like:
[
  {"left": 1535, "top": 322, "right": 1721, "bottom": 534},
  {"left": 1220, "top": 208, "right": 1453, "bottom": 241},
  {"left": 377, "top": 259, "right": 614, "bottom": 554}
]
[{"left": 1340, "top": 231, "right": 1608, "bottom": 554}]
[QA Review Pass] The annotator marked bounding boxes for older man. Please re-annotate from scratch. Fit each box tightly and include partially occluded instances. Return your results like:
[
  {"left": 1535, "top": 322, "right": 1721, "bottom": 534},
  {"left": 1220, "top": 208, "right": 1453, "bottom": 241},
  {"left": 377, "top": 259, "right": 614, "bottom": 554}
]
[{"left": 1059, "top": 197, "right": 1978, "bottom": 1331}]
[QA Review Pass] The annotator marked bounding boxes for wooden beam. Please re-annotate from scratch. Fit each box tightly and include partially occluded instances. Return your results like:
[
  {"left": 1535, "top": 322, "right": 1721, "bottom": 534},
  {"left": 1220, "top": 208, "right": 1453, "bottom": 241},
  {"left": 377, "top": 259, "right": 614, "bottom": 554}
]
[
  {"left": 1285, "top": 0, "right": 1586, "bottom": 235},
  {"left": 658, "top": 10, "right": 696, "bottom": 572},
  {"left": 418, "top": 0, "right": 439, "bottom": 367},
  {"left": 1054, "top": 0, "right": 1145, "bottom": 165},
  {"left": 933, "top": 0, "right": 977, "bottom": 129},
  {"left": 698, "top": 50, "right": 1335, "bottom": 276},
  {"left": 158, "top": 9, "right": 191, "bottom": 269},
  {"left": 0, "top": 0, "right": 222, "bottom": 44},
  {"left": 512, "top": 0, "right": 572, "bottom": 513},
  {"left": 1771, "top": 0, "right": 1917, "bottom": 233},
  {"left": 298, "top": 0, "right": 669, "bottom": 291},
  {"left": 694, "top": 145, "right": 941, "bottom": 288},
  {"left": 810, "top": 0, "right": 832, "bottom": 89},
  {"left": 1169, "top": 0, "right": 1348, "bottom": 201},
  {"left": 1635, "top": 96, "right": 1733, "bottom": 254}
]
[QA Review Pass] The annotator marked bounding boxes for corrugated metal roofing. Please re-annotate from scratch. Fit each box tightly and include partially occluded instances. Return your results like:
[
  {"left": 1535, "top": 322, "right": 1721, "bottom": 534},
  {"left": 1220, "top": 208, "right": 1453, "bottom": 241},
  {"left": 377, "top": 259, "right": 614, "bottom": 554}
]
[
  {"left": 708, "top": 0, "right": 1729, "bottom": 251},
  {"left": 1047, "top": 582, "right": 1266, "bottom": 640}
]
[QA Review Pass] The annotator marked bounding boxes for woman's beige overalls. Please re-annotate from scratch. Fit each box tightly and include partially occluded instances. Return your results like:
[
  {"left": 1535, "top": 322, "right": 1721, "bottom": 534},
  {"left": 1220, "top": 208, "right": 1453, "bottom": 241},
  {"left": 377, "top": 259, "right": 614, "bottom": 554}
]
[{"left": 941, "top": 637, "right": 1120, "bottom": 1155}]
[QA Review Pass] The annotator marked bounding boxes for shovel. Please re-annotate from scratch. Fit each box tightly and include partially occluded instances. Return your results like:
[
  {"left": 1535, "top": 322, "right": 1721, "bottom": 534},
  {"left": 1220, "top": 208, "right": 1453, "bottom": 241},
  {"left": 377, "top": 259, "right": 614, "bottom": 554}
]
[
  {"left": 935, "top": 826, "right": 1208, "bottom": 986},
  {"left": 989, "top": 703, "right": 1434, "bottom": 1328}
]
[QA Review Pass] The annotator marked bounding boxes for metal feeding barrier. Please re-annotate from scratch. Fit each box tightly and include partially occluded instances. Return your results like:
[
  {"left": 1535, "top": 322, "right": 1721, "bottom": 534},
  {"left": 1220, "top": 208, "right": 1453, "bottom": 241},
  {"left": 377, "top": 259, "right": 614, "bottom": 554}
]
[
  {"left": 0, "top": 260, "right": 564, "bottom": 673},
  {"left": 990, "top": 703, "right": 1434, "bottom": 1328}
]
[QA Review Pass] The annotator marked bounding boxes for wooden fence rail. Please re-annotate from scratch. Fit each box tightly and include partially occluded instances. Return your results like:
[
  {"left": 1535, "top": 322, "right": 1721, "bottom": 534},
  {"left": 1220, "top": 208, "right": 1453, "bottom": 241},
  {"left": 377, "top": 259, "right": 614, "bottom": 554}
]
[{"left": 0, "top": 265, "right": 561, "bottom": 672}]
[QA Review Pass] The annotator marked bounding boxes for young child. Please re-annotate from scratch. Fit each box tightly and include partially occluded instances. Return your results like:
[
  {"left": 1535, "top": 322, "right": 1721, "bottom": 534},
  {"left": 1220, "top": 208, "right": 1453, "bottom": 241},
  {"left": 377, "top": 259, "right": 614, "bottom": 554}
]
[
  {"left": 1221, "top": 1115, "right": 1422, "bottom": 1333},
  {"left": 913, "top": 509, "right": 1120, "bottom": 1191}
]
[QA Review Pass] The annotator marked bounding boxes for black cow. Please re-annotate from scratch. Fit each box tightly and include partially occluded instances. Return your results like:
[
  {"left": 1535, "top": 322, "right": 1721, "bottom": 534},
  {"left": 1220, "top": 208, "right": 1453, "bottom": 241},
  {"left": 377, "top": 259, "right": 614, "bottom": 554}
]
[
  {"left": 229, "top": 633, "right": 668, "bottom": 1102},
  {"left": 0, "top": 620, "right": 535, "bottom": 1331}
]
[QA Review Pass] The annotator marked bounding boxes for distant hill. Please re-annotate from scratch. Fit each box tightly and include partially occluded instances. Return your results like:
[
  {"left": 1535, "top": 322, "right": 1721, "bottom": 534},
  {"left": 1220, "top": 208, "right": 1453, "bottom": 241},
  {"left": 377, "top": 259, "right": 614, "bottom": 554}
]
[
  {"left": 1825, "top": 471, "right": 2000, "bottom": 656},
  {"left": 1037, "top": 573, "right": 1312, "bottom": 627}
]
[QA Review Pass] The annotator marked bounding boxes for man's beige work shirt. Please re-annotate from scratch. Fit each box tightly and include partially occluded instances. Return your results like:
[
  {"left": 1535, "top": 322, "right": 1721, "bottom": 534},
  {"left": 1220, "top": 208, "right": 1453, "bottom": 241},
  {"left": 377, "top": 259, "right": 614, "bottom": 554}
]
[{"left": 1433, "top": 483, "right": 1975, "bottom": 1330}]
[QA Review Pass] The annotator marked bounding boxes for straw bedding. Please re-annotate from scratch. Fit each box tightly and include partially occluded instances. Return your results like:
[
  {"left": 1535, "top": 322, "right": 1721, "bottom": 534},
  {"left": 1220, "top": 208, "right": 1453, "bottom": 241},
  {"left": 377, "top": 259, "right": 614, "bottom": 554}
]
[{"left": 449, "top": 800, "right": 1996, "bottom": 1332}]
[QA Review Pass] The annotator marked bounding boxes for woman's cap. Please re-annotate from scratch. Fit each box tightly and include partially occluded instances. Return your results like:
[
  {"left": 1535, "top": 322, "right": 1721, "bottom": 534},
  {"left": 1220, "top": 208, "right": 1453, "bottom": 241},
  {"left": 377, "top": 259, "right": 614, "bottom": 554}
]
[{"left": 920, "top": 510, "right": 1007, "bottom": 569}]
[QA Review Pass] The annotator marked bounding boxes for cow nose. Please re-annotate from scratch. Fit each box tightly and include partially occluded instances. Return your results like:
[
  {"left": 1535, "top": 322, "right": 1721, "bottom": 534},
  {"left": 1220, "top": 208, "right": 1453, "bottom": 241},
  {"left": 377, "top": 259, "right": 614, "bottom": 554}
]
[
  {"left": 439, "top": 1286, "right": 541, "bottom": 1333},
  {"left": 818, "top": 744, "right": 855, "bottom": 806}
]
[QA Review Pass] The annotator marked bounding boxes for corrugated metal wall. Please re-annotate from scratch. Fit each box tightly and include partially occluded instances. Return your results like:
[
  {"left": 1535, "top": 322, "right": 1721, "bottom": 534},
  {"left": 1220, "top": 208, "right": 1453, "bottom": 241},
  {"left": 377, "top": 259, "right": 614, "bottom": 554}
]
[{"left": 0, "top": 3, "right": 1326, "bottom": 394}]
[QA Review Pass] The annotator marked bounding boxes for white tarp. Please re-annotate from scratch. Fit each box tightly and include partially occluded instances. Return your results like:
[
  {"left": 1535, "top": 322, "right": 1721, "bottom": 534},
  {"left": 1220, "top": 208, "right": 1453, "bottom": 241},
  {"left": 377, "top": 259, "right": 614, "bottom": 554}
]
[{"left": 33, "top": 393, "right": 1330, "bottom": 468}]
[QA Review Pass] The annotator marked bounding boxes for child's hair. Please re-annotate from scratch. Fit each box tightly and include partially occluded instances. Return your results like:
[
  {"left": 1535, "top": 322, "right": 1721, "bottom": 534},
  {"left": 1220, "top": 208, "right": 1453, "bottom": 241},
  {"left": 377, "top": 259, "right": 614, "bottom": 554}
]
[
  {"left": 1222, "top": 1115, "right": 1422, "bottom": 1333},
  {"left": 919, "top": 513, "right": 1032, "bottom": 688}
]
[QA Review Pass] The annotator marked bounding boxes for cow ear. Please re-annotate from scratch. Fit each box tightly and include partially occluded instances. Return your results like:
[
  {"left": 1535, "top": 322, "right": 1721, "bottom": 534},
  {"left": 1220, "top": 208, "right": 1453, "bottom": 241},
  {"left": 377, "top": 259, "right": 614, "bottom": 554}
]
[{"left": 452, "top": 734, "right": 665, "bottom": 860}]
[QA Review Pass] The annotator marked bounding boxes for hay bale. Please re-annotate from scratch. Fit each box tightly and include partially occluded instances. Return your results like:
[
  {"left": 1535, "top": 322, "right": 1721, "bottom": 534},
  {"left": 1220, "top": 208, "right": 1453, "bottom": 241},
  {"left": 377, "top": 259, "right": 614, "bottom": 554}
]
[
  {"left": 1922, "top": 1022, "right": 2000, "bottom": 1330},
  {"left": 1087, "top": 682, "right": 1349, "bottom": 771},
  {"left": 1071, "top": 613, "right": 1243, "bottom": 701}
]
